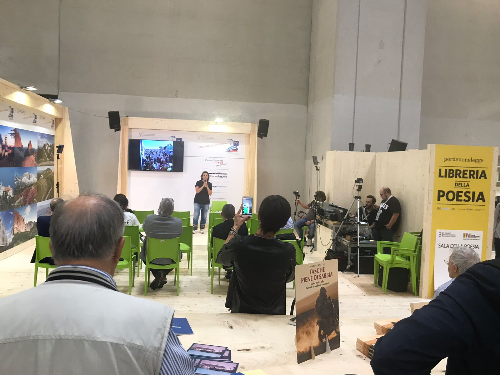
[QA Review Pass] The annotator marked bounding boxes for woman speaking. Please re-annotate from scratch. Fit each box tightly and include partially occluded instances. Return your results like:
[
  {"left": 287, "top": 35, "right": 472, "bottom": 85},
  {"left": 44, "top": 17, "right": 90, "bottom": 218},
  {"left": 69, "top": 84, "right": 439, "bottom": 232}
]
[{"left": 193, "top": 171, "right": 212, "bottom": 233}]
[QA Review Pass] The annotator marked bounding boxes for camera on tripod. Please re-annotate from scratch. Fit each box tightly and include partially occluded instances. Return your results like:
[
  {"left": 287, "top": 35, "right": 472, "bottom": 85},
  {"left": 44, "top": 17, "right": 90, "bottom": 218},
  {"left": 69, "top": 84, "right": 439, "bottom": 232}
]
[
  {"left": 293, "top": 191, "right": 300, "bottom": 199},
  {"left": 354, "top": 178, "right": 363, "bottom": 193}
]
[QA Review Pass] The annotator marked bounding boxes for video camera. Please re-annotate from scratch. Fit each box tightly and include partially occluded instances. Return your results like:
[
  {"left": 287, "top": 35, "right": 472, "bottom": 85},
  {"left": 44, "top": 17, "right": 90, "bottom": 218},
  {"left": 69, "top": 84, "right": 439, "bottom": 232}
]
[
  {"left": 354, "top": 178, "right": 363, "bottom": 193},
  {"left": 293, "top": 191, "right": 300, "bottom": 199}
]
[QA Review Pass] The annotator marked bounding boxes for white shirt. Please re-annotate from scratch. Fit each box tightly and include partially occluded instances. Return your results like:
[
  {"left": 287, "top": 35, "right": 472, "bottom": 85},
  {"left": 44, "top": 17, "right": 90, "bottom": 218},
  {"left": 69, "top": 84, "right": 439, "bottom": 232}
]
[{"left": 124, "top": 211, "right": 140, "bottom": 226}]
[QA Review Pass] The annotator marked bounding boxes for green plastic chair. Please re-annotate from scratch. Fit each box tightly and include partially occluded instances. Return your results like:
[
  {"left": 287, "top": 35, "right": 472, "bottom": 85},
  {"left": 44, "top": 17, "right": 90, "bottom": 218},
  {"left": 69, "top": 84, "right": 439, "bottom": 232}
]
[
  {"left": 208, "top": 212, "right": 222, "bottom": 229},
  {"left": 211, "top": 237, "right": 231, "bottom": 294},
  {"left": 134, "top": 210, "right": 154, "bottom": 224},
  {"left": 172, "top": 211, "right": 190, "bottom": 219},
  {"left": 34, "top": 236, "right": 57, "bottom": 286},
  {"left": 179, "top": 225, "right": 193, "bottom": 276},
  {"left": 124, "top": 225, "right": 141, "bottom": 276},
  {"left": 249, "top": 218, "right": 260, "bottom": 235},
  {"left": 207, "top": 227, "right": 214, "bottom": 276},
  {"left": 206, "top": 217, "right": 224, "bottom": 274},
  {"left": 211, "top": 201, "right": 227, "bottom": 213},
  {"left": 144, "top": 237, "right": 180, "bottom": 296},
  {"left": 180, "top": 217, "right": 190, "bottom": 227},
  {"left": 276, "top": 228, "right": 302, "bottom": 288},
  {"left": 374, "top": 233, "right": 419, "bottom": 295},
  {"left": 116, "top": 236, "right": 134, "bottom": 295}
]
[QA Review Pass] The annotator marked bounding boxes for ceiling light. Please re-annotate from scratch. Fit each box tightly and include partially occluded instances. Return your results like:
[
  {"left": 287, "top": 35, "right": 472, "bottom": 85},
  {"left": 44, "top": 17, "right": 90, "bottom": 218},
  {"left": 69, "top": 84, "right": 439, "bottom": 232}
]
[
  {"left": 214, "top": 118, "right": 224, "bottom": 123},
  {"left": 21, "top": 86, "right": 37, "bottom": 91}
]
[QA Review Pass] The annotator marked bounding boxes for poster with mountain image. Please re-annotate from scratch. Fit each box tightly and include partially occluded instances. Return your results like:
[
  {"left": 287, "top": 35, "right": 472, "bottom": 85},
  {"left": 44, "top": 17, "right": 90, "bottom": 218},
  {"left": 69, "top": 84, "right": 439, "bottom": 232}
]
[
  {"left": 37, "top": 199, "right": 51, "bottom": 218},
  {"left": 14, "top": 167, "right": 37, "bottom": 208},
  {"left": 37, "top": 166, "right": 54, "bottom": 202},
  {"left": 0, "top": 209, "right": 14, "bottom": 253},
  {"left": 12, "top": 128, "right": 38, "bottom": 167},
  {"left": 13, "top": 203, "right": 37, "bottom": 245},
  {"left": 295, "top": 260, "right": 340, "bottom": 364},
  {"left": 0, "top": 168, "right": 15, "bottom": 211},
  {"left": 0, "top": 125, "right": 15, "bottom": 167},
  {"left": 36, "top": 133, "right": 54, "bottom": 166}
]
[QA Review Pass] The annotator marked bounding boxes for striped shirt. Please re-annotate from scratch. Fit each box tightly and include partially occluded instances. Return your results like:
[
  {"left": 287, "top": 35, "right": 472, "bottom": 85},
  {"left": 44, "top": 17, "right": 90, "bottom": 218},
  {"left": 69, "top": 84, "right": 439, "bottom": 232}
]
[{"left": 52, "top": 265, "right": 195, "bottom": 375}]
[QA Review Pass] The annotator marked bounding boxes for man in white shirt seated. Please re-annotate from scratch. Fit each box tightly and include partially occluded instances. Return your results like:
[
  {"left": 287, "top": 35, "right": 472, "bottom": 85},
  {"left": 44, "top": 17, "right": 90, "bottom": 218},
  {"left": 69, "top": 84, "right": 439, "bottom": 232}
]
[
  {"left": 0, "top": 194, "right": 194, "bottom": 375},
  {"left": 433, "top": 246, "right": 480, "bottom": 299},
  {"left": 114, "top": 193, "right": 140, "bottom": 226}
]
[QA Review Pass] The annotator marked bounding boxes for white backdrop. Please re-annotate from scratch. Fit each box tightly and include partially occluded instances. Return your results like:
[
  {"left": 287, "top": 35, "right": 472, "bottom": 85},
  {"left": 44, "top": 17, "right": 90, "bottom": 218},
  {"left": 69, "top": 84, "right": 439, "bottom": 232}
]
[{"left": 128, "top": 129, "right": 246, "bottom": 212}]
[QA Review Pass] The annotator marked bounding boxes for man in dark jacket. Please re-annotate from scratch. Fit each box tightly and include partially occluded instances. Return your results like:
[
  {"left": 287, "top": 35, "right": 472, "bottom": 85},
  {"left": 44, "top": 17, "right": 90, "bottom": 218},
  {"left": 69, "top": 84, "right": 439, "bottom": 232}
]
[
  {"left": 371, "top": 259, "right": 500, "bottom": 375},
  {"left": 217, "top": 195, "right": 296, "bottom": 315}
]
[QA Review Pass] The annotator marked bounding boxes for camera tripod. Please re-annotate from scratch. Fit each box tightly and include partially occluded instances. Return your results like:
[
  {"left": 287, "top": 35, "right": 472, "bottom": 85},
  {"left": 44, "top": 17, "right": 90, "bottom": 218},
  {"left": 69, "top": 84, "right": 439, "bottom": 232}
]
[{"left": 325, "top": 181, "right": 363, "bottom": 277}]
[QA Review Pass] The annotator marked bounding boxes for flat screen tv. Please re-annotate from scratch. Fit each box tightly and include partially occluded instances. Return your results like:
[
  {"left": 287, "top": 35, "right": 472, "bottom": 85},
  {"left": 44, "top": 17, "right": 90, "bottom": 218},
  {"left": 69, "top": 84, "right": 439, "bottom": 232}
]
[{"left": 128, "top": 139, "right": 184, "bottom": 172}]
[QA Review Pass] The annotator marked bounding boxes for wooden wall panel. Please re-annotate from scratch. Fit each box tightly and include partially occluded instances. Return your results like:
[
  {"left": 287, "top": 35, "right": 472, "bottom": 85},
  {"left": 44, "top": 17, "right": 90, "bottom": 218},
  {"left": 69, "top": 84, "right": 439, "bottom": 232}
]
[
  {"left": 325, "top": 151, "right": 376, "bottom": 211},
  {"left": 375, "top": 150, "right": 430, "bottom": 241}
]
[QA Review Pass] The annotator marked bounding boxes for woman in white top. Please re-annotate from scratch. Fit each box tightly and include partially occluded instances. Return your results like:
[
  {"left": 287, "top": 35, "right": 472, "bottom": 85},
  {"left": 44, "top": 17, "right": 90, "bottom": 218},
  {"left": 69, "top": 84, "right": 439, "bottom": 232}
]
[{"left": 113, "top": 194, "right": 140, "bottom": 226}]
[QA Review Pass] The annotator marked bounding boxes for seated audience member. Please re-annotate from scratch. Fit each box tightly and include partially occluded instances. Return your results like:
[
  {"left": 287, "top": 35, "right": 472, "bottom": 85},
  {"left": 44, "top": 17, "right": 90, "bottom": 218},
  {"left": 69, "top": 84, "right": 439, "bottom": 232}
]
[
  {"left": 371, "top": 258, "right": 500, "bottom": 375},
  {"left": 0, "top": 194, "right": 194, "bottom": 375},
  {"left": 217, "top": 195, "right": 296, "bottom": 315},
  {"left": 30, "top": 197, "right": 64, "bottom": 265},
  {"left": 294, "top": 191, "right": 326, "bottom": 246},
  {"left": 282, "top": 217, "right": 294, "bottom": 230},
  {"left": 113, "top": 193, "right": 140, "bottom": 226},
  {"left": 212, "top": 204, "right": 248, "bottom": 280},
  {"left": 433, "top": 246, "right": 480, "bottom": 299},
  {"left": 141, "top": 198, "right": 183, "bottom": 290}
]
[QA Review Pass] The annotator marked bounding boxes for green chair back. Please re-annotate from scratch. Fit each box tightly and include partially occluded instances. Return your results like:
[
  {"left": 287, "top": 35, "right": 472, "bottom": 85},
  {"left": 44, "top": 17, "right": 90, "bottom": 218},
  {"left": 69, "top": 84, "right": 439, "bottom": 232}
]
[
  {"left": 212, "top": 217, "right": 224, "bottom": 228},
  {"left": 172, "top": 211, "right": 190, "bottom": 219},
  {"left": 179, "top": 225, "right": 194, "bottom": 276},
  {"left": 145, "top": 237, "right": 180, "bottom": 295},
  {"left": 180, "top": 218, "right": 190, "bottom": 227},
  {"left": 134, "top": 210, "right": 154, "bottom": 224},
  {"left": 208, "top": 212, "right": 221, "bottom": 228},
  {"left": 119, "top": 236, "right": 132, "bottom": 262},
  {"left": 124, "top": 225, "right": 140, "bottom": 252},
  {"left": 252, "top": 213, "right": 259, "bottom": 220},
  {"left": 249, "top": 218, "right": 260, "bottom": 235},
  {"left": 276, "top": 228, "right": 294, "bottom": 236},
  {"left": 34, "top": 235, "right": 57, "bottom": 287},
  {"left": 211, "top": 237, "right": 227, "bottom": 293},
  {"left": 35, "top": 236, "right": 53, "bottom": 262},
  {"left": 211, "top": 201, "right": 227, "bottom": 213}
]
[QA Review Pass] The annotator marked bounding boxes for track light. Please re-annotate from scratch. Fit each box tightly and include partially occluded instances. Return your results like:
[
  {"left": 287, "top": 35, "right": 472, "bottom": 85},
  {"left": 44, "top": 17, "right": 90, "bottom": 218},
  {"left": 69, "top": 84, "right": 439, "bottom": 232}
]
[{"left": 52, "top": 99, "right": 63, "bottom": 104}]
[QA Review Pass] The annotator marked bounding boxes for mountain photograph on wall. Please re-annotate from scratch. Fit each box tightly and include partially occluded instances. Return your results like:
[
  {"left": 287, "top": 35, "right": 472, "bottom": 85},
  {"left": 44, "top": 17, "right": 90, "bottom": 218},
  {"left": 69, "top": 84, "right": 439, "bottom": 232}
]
[
  {"left": 36, "top": 166, "right": 54, "bottom": 202},
  {"left": 0, "top": 125, "right": 15, "bottom": 167},
  {"left": 13, "top": 167, "right": 37, "bottom": 207},
  {"left": 12, "top": 128, "right": 38, "bottom": 167},
  {"left": 0, "top": 168, "right": 15, "bottom": 211},
  {"left": 12, "top": 203, "right": 37, "bottom": 246},
  {"left": 0, "top": 209, "right": 14, "bottom": 253},
  {"left": 37, "top": 199, "right": 51, "bottom": 218},
  {"left": 36, "top": 133, "right": 54, "bottom": 166}
]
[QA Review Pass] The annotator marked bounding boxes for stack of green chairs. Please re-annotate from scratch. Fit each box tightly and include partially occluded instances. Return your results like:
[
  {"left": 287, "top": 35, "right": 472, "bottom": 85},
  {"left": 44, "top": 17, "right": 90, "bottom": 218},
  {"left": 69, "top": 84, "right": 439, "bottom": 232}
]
[
  {"left": 34, "top": 236, "right": 57, "bottom": 286},
  {"left": 210, "top": 201, "right": 227, "bottom": 213},
  {"left": 211, "top": 237, "right": 231, "bottom": 294},
  {"left": 116, "top": 236, "right": 134, "bottom": 295},
  {"left": 374, "top": 232, "right": 419, "bottom": 295},
  {"left": 179, "top": 224, "right": 194, "bottom": 275},
  {"left": 144, "top": 237, "right": 180, "bottom": 296},
  {"left": 124, "top": 225, "right": 141, "bottom": 277}
]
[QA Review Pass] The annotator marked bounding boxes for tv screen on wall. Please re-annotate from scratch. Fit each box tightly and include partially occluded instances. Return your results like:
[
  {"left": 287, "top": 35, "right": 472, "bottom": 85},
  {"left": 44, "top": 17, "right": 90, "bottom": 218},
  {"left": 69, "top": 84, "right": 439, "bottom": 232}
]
[{"left": 128, "top": 139, "right": 184, "bottom": 172}]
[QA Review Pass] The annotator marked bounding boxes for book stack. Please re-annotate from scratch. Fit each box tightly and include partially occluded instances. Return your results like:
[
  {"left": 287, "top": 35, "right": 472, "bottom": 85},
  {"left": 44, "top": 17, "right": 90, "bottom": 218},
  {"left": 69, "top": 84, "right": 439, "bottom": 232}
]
[
  {"left": 187, "top": 343, "right": 242, "bottom": 375},
  {"left": 373, "top": 318, "right": 400, "bottom": 335},
  {"left": 356, "top": 335, "right": 382, "bottom": 358}
]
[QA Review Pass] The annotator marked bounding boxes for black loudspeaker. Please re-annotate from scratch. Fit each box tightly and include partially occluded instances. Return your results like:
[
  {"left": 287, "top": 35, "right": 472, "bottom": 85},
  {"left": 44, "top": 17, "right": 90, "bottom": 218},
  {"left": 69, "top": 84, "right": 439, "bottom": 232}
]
[
  {"left": 258, "top": 119, "right": 269, "bottom": 139},
  {"left": 365, "top": 144, "right": 371, "bottom": 152},
  {"left": 349, "top": 143, "right": 355, "bottom": 151},
  {"left": 108, "top": 111, "right": 121, "bottom": 132},
  {"left": 388, "top": 139, "right": 407, "bottom": 152}
]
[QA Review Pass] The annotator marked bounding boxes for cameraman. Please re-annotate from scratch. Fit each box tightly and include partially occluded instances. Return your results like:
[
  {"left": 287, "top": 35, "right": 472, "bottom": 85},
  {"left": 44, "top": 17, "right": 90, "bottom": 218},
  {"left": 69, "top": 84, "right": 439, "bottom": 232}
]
[{"left": 294, "top": 191, "right": 327, "bottom": 246}]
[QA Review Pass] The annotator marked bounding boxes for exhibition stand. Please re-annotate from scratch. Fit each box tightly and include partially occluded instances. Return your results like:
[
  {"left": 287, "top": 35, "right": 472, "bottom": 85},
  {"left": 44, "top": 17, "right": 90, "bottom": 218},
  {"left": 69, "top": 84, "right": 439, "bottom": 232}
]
[
  {"left": 322, "top": 145, "right": 498, "bottom": 298},
  {"left": 117, "top": 117, "right": 258, "bottom": 212},
  {"left": 0, "top": 78, "right": 78, "bottom": 260}
]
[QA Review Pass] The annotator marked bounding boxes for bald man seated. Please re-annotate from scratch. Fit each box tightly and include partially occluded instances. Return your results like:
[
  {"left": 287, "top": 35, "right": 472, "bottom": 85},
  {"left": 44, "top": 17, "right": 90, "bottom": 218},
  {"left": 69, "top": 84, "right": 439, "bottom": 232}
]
[{"left": 0, "top": 194, "right": 194, "bottom": 375}]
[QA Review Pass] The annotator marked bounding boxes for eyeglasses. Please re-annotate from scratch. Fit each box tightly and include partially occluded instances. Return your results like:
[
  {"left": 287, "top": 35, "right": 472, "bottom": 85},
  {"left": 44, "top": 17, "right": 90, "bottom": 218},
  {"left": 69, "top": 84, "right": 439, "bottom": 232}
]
[{"left": 444, "top": 259, "right": 450, "bottom": 265}]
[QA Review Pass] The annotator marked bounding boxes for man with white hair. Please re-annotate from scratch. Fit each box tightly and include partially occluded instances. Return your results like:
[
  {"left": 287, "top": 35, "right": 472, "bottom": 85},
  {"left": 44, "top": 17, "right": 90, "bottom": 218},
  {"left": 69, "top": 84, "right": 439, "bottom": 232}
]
[
  {"left": 433, "top": 246, "right": 481, "bottom": 299},
  {"left": 141, "top": 198, "right": 182, "bottom": 290}
]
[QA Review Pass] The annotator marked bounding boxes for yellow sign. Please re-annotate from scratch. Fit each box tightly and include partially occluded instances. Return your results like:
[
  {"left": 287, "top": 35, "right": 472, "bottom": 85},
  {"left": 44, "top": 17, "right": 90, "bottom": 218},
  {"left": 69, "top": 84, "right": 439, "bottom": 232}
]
[{"left": 428, "top": 145, "right": 495, "bottom": 297}]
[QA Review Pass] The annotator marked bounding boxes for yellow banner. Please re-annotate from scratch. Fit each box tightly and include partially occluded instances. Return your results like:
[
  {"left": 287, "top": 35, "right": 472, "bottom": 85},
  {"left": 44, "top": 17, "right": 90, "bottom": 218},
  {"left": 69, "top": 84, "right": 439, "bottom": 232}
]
[{"left": 428, "top": 145, "right": 495, "bottom": 297}]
